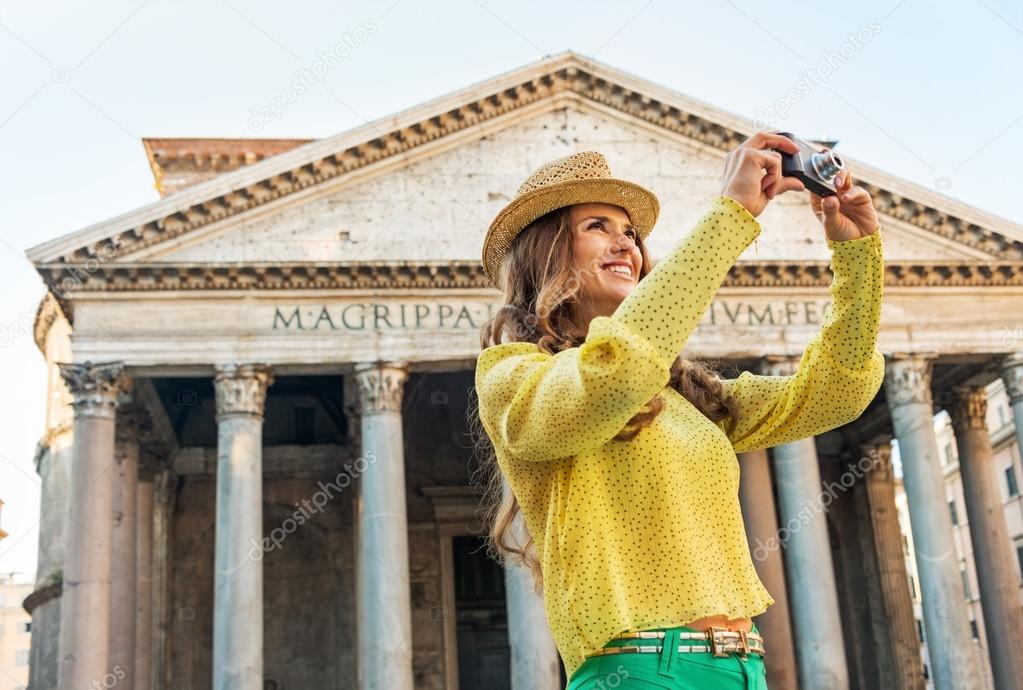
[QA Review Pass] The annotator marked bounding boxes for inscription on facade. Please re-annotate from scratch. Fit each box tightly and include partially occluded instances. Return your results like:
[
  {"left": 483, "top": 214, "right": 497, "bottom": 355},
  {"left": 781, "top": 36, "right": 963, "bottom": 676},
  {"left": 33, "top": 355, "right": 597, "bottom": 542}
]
[{"left": 272, "top": 299, "right": 831, "bottom": 331}]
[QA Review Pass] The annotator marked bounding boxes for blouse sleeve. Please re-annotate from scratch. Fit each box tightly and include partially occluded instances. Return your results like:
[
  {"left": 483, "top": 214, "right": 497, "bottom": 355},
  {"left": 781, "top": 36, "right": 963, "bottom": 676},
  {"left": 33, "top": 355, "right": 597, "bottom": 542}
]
[
  {"left": 475, "top": 195, "right": 763, "bottom": 462},
  {"left": 716, "top": 228, "right": 886, "bottom": 453}
]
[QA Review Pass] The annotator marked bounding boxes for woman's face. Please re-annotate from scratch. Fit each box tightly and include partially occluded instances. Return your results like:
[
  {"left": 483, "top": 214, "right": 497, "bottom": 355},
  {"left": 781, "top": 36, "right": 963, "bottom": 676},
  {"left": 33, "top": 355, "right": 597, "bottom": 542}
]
[{"left": 568, "top": 202, "right": 643, "bottom": 322}]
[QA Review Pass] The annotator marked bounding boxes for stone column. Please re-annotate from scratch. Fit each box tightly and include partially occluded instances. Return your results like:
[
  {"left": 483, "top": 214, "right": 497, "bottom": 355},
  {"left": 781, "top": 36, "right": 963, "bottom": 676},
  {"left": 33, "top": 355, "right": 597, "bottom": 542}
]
[
  {"left": 502, "top": 479, "right": 560, "bottom": 690},
  {"left": 738, "top": 447, "right": 798, "bottom": 690},
  {"left": 949, "top": 386, "right": 1023, "bottom": 690},
  {"left": 56, "top": 361, "right": 128, "bottom": 690},
  {"left": 212, "top": 364, "right": 273, "bottom": 690},
  {"left": 858, "top": 441, "right": 926, "bottom": 690},
  {"left": 884, "top": 355, "right": 983, "bottom": 690},
  {"left": 135, "top": 455, "right": 156, "bottom": 690},
  {"left": 353, "top": 362, "right": 413, "bottom": 690},
  {"left": 1001, "top": 353, "right": 1023, "bottom": 456},
  {"left": 151, "top": 468, "right": 173, "bottom": 690},
  {"left": 765, "top": 356, "right": 849, "bottom": 690},
  {"left": 110, "top": 408, "right": 148, "bottom": 687}
]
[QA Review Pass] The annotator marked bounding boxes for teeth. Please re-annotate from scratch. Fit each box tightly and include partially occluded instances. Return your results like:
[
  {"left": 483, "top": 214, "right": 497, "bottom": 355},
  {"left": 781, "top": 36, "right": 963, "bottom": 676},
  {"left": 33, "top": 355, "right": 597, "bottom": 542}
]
[{"left": 605, "top": 265, "right": 632, "bottom": 278}]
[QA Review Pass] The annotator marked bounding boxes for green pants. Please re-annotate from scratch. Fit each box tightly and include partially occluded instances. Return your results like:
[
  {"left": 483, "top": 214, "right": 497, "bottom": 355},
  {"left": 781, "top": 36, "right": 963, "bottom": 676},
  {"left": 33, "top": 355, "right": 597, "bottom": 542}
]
[{"left": 566, "top": 621, "right": 768, "bottom": 690}]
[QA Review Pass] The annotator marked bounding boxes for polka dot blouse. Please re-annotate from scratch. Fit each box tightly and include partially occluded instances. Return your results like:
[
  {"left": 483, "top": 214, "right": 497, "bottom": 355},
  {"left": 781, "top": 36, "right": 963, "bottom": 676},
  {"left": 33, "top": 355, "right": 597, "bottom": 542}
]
[{"left": 475, "top": 194, "right": 886, "bottom": 677}]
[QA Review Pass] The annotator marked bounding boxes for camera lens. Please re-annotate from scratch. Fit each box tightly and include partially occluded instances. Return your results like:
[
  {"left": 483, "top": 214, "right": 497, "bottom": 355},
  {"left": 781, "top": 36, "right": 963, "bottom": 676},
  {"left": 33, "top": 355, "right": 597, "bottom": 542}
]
[{"left": 811, "top": 149, "right": 844, "bottom": 182}]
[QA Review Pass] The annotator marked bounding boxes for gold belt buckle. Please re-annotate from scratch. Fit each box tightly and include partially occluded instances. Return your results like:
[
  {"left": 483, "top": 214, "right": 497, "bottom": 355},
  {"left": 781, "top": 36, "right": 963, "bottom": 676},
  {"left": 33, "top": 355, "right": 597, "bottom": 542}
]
[
  {"left": 706, "top": 626, "right": 731, "bottom": 658},
  {"left": 737, "top": 629, "right": 750, "bottom": 659}
]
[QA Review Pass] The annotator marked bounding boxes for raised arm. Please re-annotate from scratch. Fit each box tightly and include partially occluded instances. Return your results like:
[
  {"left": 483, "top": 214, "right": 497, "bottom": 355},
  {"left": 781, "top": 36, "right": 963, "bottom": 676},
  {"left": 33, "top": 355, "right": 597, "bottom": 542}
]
[
  {"left": 475, "top": 195, "right": 763, "bottom": 463},
  {"left": 717, "top": 228, "right": 886, "bottom": 453}
]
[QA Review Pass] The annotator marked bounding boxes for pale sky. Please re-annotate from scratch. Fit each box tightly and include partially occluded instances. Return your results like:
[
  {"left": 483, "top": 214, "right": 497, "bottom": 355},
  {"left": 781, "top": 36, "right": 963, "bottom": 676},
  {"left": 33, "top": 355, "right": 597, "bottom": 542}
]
[{"left": 2, "top": 0, "right": 1021, "bottom": 579}]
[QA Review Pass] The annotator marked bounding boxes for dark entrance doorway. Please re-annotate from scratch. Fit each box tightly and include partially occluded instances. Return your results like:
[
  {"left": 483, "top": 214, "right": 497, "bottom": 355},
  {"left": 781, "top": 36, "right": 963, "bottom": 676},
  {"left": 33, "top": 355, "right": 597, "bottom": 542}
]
[{"left": 452, "top": 535, "right": 510, "bottom": 689}]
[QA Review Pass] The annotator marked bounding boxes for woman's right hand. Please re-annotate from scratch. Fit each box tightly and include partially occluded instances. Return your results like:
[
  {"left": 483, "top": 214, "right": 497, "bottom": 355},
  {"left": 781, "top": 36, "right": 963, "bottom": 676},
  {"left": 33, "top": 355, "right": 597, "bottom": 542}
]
[{"left": 720, "top": 131, "right": 806, "bottom": 217}]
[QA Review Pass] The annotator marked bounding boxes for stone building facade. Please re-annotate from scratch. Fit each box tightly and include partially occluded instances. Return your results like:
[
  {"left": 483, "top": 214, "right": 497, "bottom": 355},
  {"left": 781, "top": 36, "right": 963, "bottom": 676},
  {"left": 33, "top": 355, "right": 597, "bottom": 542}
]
[{"left": 23, "top": 52, "right": 1023, "bottom": 690}]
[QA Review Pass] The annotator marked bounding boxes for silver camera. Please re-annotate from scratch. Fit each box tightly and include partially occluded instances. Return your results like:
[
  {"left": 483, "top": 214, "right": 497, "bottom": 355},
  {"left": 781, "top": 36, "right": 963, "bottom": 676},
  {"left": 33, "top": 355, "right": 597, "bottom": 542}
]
[{"left": 773, "top": 132, "right": 845, "bottom": 197}]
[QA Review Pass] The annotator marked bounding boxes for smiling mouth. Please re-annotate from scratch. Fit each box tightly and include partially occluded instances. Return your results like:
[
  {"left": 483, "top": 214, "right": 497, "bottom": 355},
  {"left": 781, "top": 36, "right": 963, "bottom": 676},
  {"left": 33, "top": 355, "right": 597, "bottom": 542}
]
[{"left": 601, "top": 263, "right": 634, "bottom": 280}]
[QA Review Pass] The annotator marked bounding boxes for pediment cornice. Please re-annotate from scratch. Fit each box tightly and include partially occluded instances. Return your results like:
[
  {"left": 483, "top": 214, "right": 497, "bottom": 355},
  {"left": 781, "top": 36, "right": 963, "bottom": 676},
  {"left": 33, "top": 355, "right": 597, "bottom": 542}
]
[
  {"left": 27, "top": 52, "right": 1023, "bottom": 273},
  {"left": 39, "top": 259, "right": 1023, "bottom": 296}
]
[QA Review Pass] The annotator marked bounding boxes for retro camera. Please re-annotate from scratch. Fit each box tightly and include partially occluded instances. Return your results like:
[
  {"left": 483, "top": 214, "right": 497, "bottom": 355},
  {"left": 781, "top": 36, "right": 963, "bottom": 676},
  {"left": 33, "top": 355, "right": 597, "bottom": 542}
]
[{"left": 772, "top": 132, "right": 845, "bottom": 197}]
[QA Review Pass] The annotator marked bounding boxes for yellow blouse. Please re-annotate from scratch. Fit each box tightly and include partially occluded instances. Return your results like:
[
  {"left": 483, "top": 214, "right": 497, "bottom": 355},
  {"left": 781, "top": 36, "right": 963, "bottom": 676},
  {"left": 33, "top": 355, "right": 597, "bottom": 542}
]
[{"left": 475, "top": 194, "right": 885, "bottom": 677}]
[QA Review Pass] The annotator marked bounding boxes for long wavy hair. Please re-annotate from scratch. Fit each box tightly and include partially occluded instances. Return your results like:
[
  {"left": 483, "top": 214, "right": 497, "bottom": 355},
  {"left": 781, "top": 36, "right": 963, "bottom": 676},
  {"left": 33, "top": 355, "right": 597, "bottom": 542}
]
[{"left": 469, "top": 204, "right": 740, "bottom": 593}]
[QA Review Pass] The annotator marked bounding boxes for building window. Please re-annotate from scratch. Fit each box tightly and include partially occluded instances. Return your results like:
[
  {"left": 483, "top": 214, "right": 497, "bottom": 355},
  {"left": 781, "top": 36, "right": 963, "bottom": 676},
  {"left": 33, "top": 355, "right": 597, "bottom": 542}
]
[
  {"left": 923, "top": 662, "right": 929, "bottom": 680},
  {"left": 949, "top": 499, "right": 959, "bottom": 526},
  {"left": 908, "top": 574, "right": 917, "bottom": 599},
  {"left": 1006, "top": 466, "right": 1020, "bottom": 498},
  {"left": 970, "top": 620, "right": 979, "bottom": 639},
  {"left": 961, "top": 567, "right": 971, "bottom": 599},
  {"left": 943, "top": 442, "right": 955, "bottom": 466},
  {"left": 1016, "top": 544, "right": 1023, "bottom": 582},
  {"left": 902, "top": 534, "right": 910, "bottom": 556},
  {"left": 22, "top": 621, "right": 30, "bottom": 633},
  {"left": 998, "top": 404, "right": 1008, "bottom": 429},
  {"left": 916, "top": 618, "right": 924, "bottom": 643}
]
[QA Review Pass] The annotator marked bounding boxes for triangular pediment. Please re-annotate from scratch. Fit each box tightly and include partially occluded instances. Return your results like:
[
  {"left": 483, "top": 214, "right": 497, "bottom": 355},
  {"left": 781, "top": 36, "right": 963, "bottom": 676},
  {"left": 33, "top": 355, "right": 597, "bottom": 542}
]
[{"left": 27, "top": 51, "right": 1023, "bottom": 289}]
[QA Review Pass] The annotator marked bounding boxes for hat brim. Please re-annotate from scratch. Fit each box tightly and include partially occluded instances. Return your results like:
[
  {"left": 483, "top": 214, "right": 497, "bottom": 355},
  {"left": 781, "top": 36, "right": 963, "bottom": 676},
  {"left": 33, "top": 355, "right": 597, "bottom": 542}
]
[{"left": 482, "top": 177, "right": 660, "bottom": 284}]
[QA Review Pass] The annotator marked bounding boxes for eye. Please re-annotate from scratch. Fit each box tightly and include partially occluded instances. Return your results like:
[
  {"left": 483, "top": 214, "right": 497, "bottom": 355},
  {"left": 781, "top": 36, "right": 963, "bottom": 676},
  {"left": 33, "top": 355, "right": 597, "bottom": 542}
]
[
  {"left": 626, "top": 228, "right": 638, "bottom": 240},
  {"left": 588, "top": 221, "right": 606, "bottom": 231}
]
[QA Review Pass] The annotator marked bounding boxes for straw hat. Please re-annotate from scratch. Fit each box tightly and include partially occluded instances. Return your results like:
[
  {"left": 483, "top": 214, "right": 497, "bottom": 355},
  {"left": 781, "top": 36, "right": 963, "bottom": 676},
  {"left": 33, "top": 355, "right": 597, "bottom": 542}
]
[{"left": 481, "top": 150, "right": 660, "bottom": 284}]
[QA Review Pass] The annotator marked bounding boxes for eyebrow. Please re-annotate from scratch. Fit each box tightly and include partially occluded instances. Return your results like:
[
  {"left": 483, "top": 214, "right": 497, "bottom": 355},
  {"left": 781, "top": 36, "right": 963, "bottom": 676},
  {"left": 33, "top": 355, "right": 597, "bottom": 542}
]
[{"left": 579, "top": 216, "right": 636, "bottom": 230}]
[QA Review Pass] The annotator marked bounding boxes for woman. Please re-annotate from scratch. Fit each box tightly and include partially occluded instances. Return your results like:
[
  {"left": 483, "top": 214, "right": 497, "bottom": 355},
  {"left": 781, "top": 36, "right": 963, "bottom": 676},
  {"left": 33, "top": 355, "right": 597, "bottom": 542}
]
[{"left": 471, "top": 132, "right": 885, "bottom": 689}]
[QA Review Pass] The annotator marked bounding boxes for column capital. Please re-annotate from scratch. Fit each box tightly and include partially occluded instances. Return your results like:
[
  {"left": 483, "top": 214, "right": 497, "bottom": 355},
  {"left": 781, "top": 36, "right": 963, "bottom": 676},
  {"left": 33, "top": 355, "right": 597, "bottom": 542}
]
[
  {"left": 59, "top": 361, "right": 129, "bottom": 419},
  {"left": 115, "top": 405, "right": 153, "bottom": 445},
  {"left": 858, "top": 441, "right": 894, "bottom": 482},
  {"left": 883, "top": 354, "right": 934, "bottom": 409},
  {"left": 949, "top": 386, "right": 988, "bottom": 431},
  {"left": 1000, "top": 352, "right": 1023, "bottom": 403},
  {"left": 214, "top": 364, "right": 273, "bottom": 421},
  {"left": 353, "top": 361, "right": 409, "bottom": 414}
]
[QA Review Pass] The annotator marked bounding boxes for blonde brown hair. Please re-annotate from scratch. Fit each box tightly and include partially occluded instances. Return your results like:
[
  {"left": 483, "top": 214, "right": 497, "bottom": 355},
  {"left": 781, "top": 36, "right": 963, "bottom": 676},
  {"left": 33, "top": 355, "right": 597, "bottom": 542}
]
[{"left": 469, "top": 204, "right": 739, "bottom": 593}]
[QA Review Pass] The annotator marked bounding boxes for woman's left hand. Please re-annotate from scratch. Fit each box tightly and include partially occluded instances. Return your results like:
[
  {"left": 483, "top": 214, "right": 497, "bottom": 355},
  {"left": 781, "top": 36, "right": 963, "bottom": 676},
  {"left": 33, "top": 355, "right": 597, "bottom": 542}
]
[{"left": 809, "top": 165, "right": 879, "bottom": 241}]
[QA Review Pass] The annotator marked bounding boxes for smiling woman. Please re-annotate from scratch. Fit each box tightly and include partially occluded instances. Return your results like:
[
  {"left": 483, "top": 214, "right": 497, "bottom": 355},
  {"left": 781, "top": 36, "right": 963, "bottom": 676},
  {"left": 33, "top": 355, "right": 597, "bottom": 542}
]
[{"left": 469, "top": 142, "right": 886, "bottom": 687}]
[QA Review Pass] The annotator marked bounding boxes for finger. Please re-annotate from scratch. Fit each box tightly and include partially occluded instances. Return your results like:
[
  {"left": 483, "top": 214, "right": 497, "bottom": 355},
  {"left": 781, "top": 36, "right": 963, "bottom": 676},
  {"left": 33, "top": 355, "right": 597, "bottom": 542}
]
[
  {"left": 839, "top": 186, "right": 870, "bottom": 204},
  {"left": 744, "top": 131, "right": 800, "bottom": 154},
  {"left": 822, "top": 194, "right": 842, "bottom": 218},
  {"left": 752, "top": 149, "right": 783, "bottom": 183},
  {"left": 765, "top": 176, "right": 805, "bottom": 197}
]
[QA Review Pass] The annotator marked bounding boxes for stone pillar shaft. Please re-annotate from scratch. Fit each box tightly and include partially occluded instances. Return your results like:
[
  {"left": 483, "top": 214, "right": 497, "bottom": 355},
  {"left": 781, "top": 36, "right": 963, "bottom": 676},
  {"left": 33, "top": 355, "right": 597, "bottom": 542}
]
[
  {"left": 859, "top": 442, "right": 926, "bottom": 690},
  {"left": 766, "top": 356, "right": 849, "bottom": 690},
  {"left": 353, "top": 362, "right": 413, "bottom": 690},
  {"left": 502, "top": 480, "right": 560, "bottom": 690},
  {"left": 950, "top": 386, "right": 1023, "bottom": 690},
  {"left": 212, "top": 364, "right": 273, "bottom": 690},
  {"left": 110, "top": 412, "right": 143, "bottom": 688},
  {"left": 135, "top": 471, "right": 155, "bottom": 690},
  {"left": 738, "top": 448, "right": 798, "bottom": 690},
  {"left": 884, "top": 356, "right": 983, "bottom": 690},
  {"left": 56, "top": 361, "right": 127, "bottom": 690},
  {"left": 772, "top": 436, "right": 849, "bottom": 690}
]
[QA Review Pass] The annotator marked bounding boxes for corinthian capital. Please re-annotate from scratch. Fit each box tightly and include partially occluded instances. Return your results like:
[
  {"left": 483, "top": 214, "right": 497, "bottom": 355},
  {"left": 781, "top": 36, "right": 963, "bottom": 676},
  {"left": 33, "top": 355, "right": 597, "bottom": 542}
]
[
  {"left": 353, "top": 362, "right": 409, "bottom": 414},
  {"left": 1001, "top": 352, "right": 1023, "bottom": 403},
  {"left": 883, "top": 355, "right": 933, "bottom": 409},
  {"left": 950, "top": 386, "right": 988, "bottom": 432},
  {"left": 214, "top": 364, "right": 273, "bottom": 420},
  {"left": 58, "top": 361, "right": 128, "bottom": 419}
]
